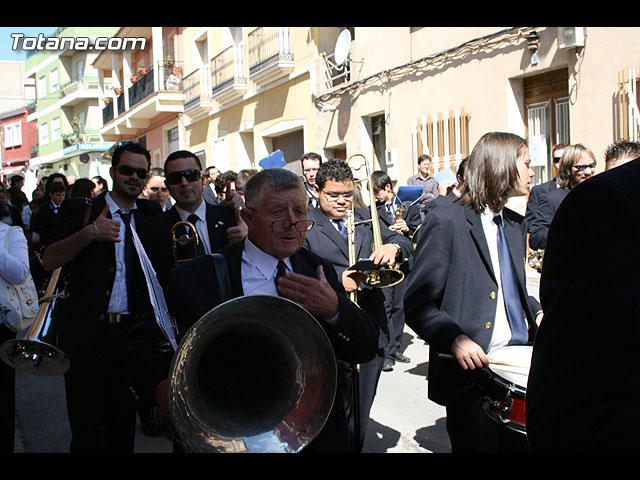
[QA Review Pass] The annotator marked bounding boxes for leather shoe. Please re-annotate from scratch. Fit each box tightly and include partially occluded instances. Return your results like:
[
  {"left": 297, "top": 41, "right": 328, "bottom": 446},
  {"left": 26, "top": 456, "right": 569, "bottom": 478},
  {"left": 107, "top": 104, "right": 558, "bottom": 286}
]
[
  {"left": 382, "top": 357, "right": 394, "bottom": 372},
  {"left": 392, "top": 352, "right": 410, "bottom": 363}
]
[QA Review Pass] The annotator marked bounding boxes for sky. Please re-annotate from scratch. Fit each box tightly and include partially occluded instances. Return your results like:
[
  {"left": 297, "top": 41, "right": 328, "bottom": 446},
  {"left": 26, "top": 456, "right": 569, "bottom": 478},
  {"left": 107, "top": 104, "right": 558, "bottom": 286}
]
[{"left": 0, "top": 27, "right": 59, "bottom": 61}]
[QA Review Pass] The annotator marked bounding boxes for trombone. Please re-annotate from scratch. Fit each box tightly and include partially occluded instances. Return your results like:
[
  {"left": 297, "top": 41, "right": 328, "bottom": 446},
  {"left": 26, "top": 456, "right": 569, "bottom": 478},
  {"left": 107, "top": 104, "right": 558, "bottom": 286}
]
[
  {"left": 171, "top": 220, "right": 201, "bottom": 266},
  {"left": 346, "top": 153, "right": 405, "bottom": 289},
  {"left": 0, "top": 266, "right": 70, "bottom": 376}
]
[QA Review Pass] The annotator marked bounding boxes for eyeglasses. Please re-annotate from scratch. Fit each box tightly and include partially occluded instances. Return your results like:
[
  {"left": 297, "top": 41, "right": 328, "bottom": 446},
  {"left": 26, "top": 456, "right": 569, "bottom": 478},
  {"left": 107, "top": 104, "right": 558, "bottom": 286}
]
[
  {"left": 165, "top": 169, "right": 202, "bottom": 185},
  {"left": 269, "top": 220, "right": 315, "bottom": 233},
  {"left": 322, "top": 191, "right": 354, "bottom": 201},
  {"left": 572, "top": 162, "right": 597, "bottom": 172},
  {"left": 117, "top": 165, "right": 149, "bottom": 179}
]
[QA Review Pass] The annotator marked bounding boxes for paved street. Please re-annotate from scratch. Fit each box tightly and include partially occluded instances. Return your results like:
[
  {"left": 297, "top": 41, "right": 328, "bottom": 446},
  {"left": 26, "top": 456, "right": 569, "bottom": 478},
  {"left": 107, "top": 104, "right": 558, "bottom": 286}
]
[{"left": 13, "top": 269, "right": 540, "bottom": 454}]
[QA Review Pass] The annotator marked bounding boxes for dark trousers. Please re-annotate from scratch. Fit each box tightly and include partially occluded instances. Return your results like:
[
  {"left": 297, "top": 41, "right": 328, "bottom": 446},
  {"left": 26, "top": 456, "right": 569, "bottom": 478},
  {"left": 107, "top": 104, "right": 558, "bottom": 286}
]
[
  {"left": 0, "top": 324, "right": 15, "bottom": 453},
  {"left": 337, "top": 353, "right": 384, "bottom": 453},
  {"left": 62, "top": 321, "right": 137, "bottom": 453},
  {"left": 382, "top": 281, "right": 408, "bottom": 358}
]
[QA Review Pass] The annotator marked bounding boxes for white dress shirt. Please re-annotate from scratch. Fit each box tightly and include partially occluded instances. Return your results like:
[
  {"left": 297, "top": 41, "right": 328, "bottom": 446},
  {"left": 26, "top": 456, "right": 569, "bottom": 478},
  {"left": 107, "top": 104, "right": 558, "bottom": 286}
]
[
  {"left": 480, "top": 207, "right": 512, "bottom": 352},
  {"left": 106, "top": 193, "right": 137, "bottom": 315},
  {"left": 240, "top": 237, "right": 339, "bottom": 325},
  {"left": 241, "top": 236, "right": 292, "bottom": 297},
  {"left": 174, "top": 200, "right": 212, "bottom": 255}
]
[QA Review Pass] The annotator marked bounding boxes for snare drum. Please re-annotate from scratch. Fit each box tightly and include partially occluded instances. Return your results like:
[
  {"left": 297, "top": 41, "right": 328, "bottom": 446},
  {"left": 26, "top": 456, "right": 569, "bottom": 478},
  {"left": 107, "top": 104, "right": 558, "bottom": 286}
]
[{"left": 479, "top": 345, "right": 533, "bottom": 434}]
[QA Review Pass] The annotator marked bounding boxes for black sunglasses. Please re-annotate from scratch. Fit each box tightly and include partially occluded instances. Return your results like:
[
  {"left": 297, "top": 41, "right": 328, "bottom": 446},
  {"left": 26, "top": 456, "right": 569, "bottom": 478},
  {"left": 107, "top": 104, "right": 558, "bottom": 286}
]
[
  {"left": 117, "top": 165, "right": 148, "bottom": 179},
  {"left": 166, "top": 169, "right": 202, "bottom": 185}
]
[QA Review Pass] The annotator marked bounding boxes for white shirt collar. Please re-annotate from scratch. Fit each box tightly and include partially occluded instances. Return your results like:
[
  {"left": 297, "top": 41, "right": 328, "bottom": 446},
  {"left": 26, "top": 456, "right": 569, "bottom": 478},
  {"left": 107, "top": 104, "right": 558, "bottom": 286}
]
[
  {"left": 243, "top": 236, "right": 292, "bottom": 281},
  {"left": 105, "top": 192, "right": 137, "bottom": 215},
  {"left": 175, "top": 200, "right": 206, "bottom": 223}
]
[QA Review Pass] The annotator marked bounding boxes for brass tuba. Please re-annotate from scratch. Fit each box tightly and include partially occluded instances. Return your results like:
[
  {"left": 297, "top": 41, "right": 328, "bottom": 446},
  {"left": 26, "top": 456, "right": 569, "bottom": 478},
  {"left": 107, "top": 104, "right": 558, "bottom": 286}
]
[
  {"left": 0, "top": 267, "right": 70, "bottom": 376},
  {"left": 171, "top": 220, "right": 201, "bottom": 265},
  {"left": 347, "top": 153, "right": 404, "bottom": 288},
  {"left": 167, "top": 295, "right": 337, "bottom": 453}
]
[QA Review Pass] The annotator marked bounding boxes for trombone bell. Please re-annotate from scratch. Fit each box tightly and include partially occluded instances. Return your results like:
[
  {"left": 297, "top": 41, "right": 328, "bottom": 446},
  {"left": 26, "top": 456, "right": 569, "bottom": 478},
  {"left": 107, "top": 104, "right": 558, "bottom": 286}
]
[{"left": 0, "top": 267, "right": 70, "bottom": 376}]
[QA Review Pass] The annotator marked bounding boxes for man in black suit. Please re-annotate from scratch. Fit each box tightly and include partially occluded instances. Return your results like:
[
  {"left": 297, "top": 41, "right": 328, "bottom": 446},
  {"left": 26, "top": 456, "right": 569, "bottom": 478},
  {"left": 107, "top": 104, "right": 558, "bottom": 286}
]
[
  {"left": 31, "top": 181, "right": 66, "bottom": 244},
  {"left": 371, "top": 170, "right": 421, "bottom": 371},
  {"left": 202, "top": 165, "right": 221, "bottom": 205},
  {"left": 41, "top": 142, "right": 162, "bottom": 453},
  {"left": 303, "top": 159, "right": 412, "bottom": 452},
  {"left": 301, "top": 152, "right": 322, "bottom": 208},
  {"left": 127, "top": 167, "right": 380, "bottom": 453},
  {"left": 526, "top": 157, "right": 640, "bottom": 452},
  {"left": 404, "top": 132, "right": 542, "bottom": 453},
  {"left": 137, "top": 150, "right": 246, "bottom": 289},
  {"left": 528, "top": 143, "right": 596, "bottom": 250},
  {"left": 524, "top": 143, "right": 567, "bottom": 236}
]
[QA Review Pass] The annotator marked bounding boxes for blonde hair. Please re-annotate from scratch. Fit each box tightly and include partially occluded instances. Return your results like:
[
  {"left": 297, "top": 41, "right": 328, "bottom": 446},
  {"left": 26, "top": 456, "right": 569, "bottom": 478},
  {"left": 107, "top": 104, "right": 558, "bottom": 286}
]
[{"left": 556, "top": 144, "right": 596, "bottom": 189}]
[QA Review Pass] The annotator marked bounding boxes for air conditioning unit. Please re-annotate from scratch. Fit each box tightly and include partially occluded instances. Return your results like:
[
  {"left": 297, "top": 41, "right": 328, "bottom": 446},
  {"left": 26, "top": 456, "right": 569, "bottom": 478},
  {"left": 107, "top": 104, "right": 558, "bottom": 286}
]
[{"left": 557, "top": 27, "right": 585, "bottom": 49}]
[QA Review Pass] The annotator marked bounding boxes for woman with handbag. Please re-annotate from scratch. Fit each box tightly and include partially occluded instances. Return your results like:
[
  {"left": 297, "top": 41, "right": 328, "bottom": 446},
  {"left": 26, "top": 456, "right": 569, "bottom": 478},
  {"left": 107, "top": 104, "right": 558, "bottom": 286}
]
[{"left": 0, "top": 220, "right": 30, "bottom": 452}]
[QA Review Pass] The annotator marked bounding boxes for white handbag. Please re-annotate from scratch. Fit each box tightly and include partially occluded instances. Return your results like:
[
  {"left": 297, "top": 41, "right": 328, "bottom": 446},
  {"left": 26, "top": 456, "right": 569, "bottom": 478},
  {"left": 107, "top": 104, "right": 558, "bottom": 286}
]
[{"left": 0, "top": 226, "right": 39, "bottom": 332}]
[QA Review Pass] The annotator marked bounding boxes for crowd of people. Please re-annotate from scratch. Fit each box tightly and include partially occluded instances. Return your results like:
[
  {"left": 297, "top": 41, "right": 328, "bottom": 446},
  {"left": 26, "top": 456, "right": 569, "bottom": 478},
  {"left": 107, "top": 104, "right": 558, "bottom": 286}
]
[{"left": 0, "top": 135, "right": 638, "bottom": 454}]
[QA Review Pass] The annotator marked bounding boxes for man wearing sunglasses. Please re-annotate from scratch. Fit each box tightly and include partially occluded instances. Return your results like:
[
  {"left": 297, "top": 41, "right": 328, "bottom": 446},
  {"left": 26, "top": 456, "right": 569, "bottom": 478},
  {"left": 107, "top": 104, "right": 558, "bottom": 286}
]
[
  {"left": 302, "top": 159, "right": 412, "bottom": 453},
  {"left": 529, "top": 143, "right": 597, "bottom": 250},
  {"left": 137, "top": 150, "right": 246, "bottom": 290},
  {"left": 40, "top": 142, "right": 162, "bottom": 453},
  {"left": 127, "top": 167, "right": 379, "bottom": 452},
  {"left": 525, "top": 143, "right": 567, "bottom": 236}
]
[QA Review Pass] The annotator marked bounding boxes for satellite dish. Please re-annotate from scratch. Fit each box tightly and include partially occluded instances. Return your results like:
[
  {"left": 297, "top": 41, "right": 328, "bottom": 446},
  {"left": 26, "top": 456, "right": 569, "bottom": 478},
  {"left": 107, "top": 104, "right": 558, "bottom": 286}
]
[{"left": 334, "top": 29, "right": 352, "bottom": 66}]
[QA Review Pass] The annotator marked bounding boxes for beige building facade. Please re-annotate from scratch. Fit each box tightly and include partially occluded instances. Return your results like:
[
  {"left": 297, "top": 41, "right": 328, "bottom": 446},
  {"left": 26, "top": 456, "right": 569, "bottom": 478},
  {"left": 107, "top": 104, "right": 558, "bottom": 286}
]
[
  {"left": 181, "top": 27, "right": 333, "bottom": 176},
  {"left": 312, "top": 26, "right": 640, "bottom": 212}
]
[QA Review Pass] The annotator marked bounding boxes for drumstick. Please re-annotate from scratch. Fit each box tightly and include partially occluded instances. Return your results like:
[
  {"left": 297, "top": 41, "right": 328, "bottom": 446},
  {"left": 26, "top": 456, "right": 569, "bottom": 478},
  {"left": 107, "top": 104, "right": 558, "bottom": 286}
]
[
  {"left": 438, "top": 353, "right": 526, "bottom": 369},
  {"left": 487, "top": 358, "right": 527, "bottom": 369}
]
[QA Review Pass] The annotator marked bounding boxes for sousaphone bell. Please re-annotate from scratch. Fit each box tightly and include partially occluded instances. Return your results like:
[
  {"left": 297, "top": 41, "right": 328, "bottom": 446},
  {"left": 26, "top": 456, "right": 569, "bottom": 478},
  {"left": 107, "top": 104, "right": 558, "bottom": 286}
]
[{"left": 168, "top": 295, "right": 337, "bottom": 453}]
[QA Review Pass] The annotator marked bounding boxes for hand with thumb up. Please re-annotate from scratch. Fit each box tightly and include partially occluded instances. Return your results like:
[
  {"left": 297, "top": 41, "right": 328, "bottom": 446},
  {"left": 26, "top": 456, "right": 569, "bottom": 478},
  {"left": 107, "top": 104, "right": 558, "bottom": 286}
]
[{"left": 92, "top": 204, "right": 121, "bottom": 242}]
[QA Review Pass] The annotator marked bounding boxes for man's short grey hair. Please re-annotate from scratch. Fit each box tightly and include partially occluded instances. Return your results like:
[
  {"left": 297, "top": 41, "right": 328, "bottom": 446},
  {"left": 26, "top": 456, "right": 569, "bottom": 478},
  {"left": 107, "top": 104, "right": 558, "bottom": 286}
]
[{"left": 244, "top": 168, "right": 306, "bottom": 209}]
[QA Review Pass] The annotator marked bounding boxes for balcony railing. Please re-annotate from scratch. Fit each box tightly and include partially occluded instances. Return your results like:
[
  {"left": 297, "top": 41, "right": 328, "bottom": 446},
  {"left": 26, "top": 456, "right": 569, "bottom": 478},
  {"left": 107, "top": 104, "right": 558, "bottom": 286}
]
[
  {"left": 59, "top": 76, "right": 103, "bottom": 98},
  {"left": 183, "top": 65, "right": 211, "bottom": 108},
  {"left": 129, "top": 68, "right": 155, "bottom": 107},
  {"left": 248, "top": 27, "right": 293, "bottom": 76},
  {"left": 102, "top": 60, "right": 184, "bottom": 125},
  {"left": 211, "top": 45, "right": 246, "bottom": 93}
]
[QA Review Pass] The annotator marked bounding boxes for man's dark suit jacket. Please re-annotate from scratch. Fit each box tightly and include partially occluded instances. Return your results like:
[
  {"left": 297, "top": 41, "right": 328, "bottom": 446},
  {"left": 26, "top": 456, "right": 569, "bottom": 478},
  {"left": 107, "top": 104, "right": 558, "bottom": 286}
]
[
  {"left": 44, "top": 192, "right": 162, "bottom": 358},
  {"left": 303, "top": 206, "right": 412, "bottom": 340},
  {"left": 528, "top": 186, "right": 569, "bottom": 250},
  {"left": 526, "top": 158, "right": 640, "bottom": 452},
  {"left": 31, "top": 200, "right": 60, "bottom": 244},
  {"left": 403, "top": 196, "right": 540, "bottom": 405},
  {"left": 126, "top": 239, "right": 380, "bottom": 453},
  {"left": 137, "top": 202, "right": 236, "bottom": 288},
  {"left": 524, "top": 178, "right": 557, "bottom": 235}
]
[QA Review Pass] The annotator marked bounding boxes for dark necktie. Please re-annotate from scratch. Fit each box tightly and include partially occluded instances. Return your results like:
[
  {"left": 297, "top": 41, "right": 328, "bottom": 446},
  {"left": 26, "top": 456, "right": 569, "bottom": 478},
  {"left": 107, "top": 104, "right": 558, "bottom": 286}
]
[
  {"left": 120, "top": 210, "right": 135, "bottom": 312},
  {"left": 494, "top": 215, "right": 528, "bottom": 345},
  {"left": 386, "top": 204, "right": 394, "bottom": 223},
  {"left": 275, "top": 260, "right": 288, "bottom": 297},
  {"left": 333, "top": 219, "right": 348, "bottom": 242},
  {"left": 187, "top": 214, "right": 205, "bottom": 256}
]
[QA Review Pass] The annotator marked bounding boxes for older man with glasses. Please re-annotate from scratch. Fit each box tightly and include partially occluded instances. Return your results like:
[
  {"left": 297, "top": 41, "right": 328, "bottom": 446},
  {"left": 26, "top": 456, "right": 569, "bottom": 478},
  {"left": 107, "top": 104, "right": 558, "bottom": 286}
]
[
  {"left": 136, "top": 150, "right": 246, "bottom": 290},
  {"left": 127, "top": 167, "right": 380, "bottom": 453}
]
